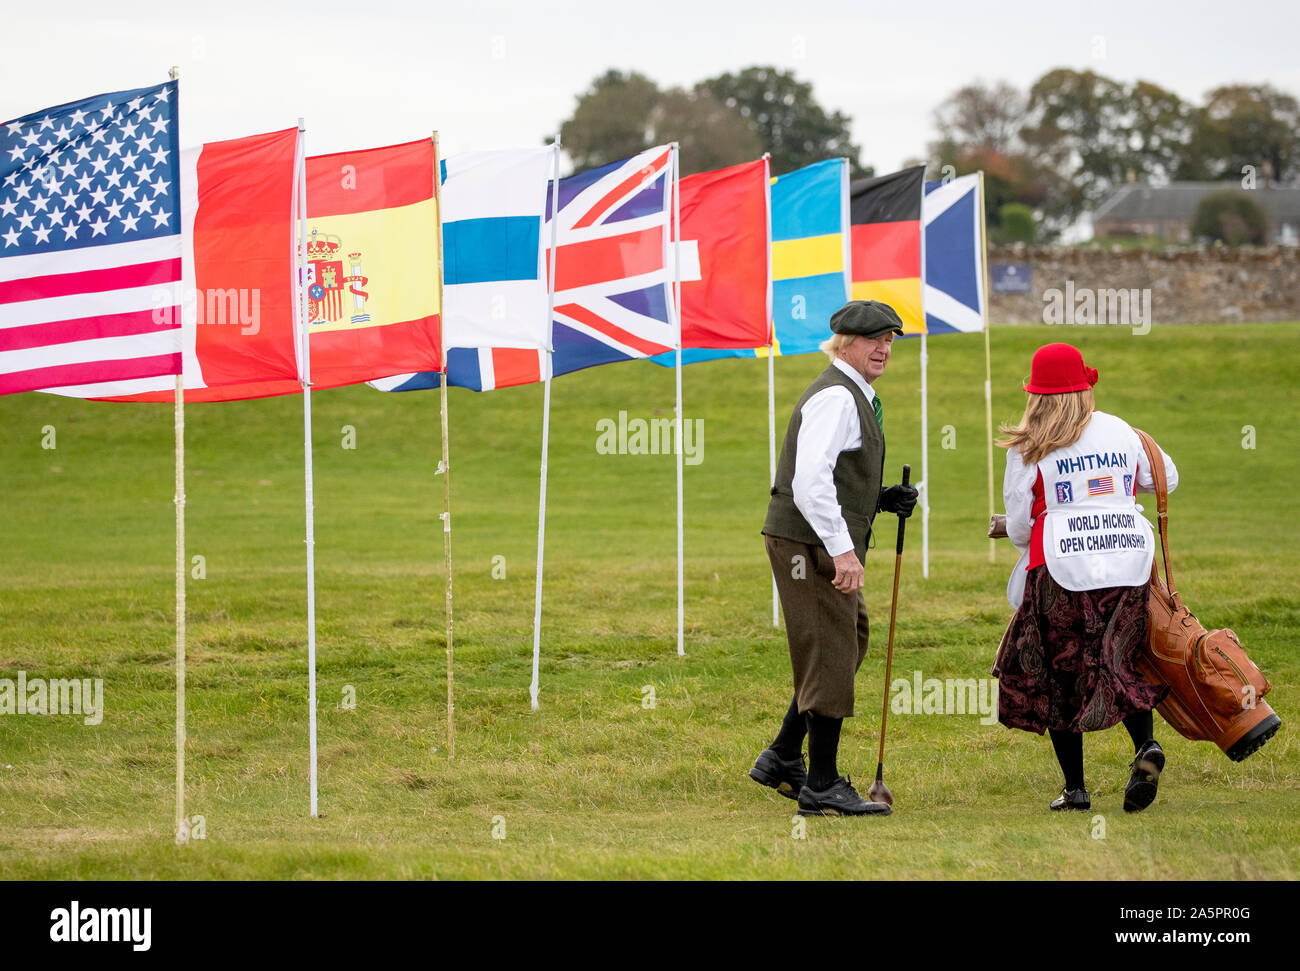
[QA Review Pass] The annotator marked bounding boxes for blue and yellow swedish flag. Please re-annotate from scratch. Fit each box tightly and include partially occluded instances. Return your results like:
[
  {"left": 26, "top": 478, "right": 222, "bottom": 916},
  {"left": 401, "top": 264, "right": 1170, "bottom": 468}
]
[{"left": 768, "top": 157, "right": 850, "bottom": 356}]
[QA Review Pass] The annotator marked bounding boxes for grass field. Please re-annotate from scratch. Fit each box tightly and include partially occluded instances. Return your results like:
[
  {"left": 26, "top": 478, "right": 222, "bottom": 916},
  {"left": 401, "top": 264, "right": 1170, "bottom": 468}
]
[{"left": 0, "top": 321, "right": 1296, "bottom": 880}]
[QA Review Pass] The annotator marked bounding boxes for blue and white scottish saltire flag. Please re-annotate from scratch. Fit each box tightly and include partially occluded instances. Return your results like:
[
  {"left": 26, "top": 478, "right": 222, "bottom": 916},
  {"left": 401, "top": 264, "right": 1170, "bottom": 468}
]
[
  {"left": 370, "top": 147, "right": 552, "bottom": 392},
  {"left": 923, "top": 174, "right": 986, "bottom": 334}
]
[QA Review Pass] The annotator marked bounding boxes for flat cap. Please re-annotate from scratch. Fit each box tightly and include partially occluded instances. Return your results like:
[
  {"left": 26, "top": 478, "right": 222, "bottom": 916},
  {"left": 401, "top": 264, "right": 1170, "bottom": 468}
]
[{"left": 829, "top": 300, "right": 905, "bottom": 338}]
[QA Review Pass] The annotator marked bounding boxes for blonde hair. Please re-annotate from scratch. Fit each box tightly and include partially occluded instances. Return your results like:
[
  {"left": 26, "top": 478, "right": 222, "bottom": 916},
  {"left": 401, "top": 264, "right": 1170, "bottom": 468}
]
[
  {"left": 820, "top": 333, "right": 859, "bottom": 361},
  {"left": 998, "top": 388, "right": 1095, "bottom": 465}
]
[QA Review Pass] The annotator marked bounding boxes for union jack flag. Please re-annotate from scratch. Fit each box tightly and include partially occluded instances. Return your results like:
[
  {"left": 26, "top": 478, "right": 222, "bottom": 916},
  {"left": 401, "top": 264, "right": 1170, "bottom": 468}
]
[{"left": 547, "top": 146, "right": 674, "bottom": 378}]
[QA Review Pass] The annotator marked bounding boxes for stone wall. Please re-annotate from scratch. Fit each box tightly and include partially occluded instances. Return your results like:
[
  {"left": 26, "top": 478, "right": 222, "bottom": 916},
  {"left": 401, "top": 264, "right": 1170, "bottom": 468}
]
[{"left": 987, "top": 245, "right": 1300, "bottom": 324}]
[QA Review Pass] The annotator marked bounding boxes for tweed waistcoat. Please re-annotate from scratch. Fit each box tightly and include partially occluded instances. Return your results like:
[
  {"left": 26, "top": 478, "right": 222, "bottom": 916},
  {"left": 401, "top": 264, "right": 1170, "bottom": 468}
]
[{"left": 762, "top": 364, "right": 885, "bottom": 562}]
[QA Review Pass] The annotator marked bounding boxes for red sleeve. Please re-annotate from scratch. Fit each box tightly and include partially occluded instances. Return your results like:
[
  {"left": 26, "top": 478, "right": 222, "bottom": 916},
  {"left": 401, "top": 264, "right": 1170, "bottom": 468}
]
[{"left": 1028, "top": 468, "right": 1047, "bottom": 570}]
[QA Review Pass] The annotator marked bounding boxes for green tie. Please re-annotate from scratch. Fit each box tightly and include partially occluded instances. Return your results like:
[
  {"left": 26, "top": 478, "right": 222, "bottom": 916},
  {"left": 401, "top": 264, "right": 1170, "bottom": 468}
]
[{"left": 871, "top": 393, "right": 883, "bottom": 430}]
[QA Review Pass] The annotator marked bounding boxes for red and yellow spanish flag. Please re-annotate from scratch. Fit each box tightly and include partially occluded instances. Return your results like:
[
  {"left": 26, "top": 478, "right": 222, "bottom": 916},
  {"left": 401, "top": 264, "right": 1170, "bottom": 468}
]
[
  {"left": 301, "top": 138, "right": 441, "bottom": 385},
  {"left": 849, "top": 165, "right": 926, "bottom": 336}
]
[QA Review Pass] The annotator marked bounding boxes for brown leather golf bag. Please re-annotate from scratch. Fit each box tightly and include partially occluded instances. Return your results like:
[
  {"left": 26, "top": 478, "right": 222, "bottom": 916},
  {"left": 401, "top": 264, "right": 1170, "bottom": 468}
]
[{"left": 1132, "top": 429, "right": 1281, "bottom": 761}]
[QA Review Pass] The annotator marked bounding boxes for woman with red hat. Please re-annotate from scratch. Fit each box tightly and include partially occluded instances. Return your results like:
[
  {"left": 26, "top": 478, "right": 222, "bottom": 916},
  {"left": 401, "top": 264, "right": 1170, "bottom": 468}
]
[{"left": 996, "top": 342, "right": 1179, "bottom": 813}]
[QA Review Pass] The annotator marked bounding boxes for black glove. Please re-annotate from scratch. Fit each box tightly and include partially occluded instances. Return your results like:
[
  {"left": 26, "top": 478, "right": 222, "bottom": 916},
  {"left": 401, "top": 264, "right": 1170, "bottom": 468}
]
[{"left": 879, "top": 484, "right": 918, "bottom": 518}]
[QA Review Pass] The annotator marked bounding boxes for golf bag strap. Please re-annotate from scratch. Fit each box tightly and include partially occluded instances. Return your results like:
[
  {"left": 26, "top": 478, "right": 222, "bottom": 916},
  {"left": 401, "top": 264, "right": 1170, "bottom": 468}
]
[{"left": 1133, "top": 427, "right": 1174, "bottom": 595}]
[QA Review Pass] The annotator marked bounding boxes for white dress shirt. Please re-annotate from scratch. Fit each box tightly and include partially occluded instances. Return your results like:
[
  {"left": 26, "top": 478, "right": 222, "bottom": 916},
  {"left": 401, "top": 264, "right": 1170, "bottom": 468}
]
[{"left": 791, "top": 357, "right": 877, "bottom": 557}]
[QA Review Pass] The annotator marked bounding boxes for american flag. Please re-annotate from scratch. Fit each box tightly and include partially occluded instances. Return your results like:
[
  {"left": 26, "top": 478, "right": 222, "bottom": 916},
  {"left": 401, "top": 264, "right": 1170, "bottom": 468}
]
[
  {"left": 546, "top": 146, "right": 675, "bottom": 377},
  {"left": 0, "top": 81, "right": 182, "bottom": 396},
  {"left": 1087, "top": 475, "right": 1115, "bottom": 496}
]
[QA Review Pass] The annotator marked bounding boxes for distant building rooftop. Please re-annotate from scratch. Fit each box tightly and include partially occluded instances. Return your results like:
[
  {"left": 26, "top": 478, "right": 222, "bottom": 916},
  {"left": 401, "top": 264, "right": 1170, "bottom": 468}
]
[{"left": 1093, "top": 182, "right": 1300, "bottom": 234}]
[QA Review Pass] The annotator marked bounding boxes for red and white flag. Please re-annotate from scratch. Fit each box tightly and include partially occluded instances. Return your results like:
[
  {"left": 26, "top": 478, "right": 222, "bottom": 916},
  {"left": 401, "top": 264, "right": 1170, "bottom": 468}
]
[
  {"left": 0, "top": 81, "right": 184, "bottom": 396},
  {"left": 45, "top": 127, "right": 301, "bottom": 401},
  {"left": 678, "top": 156, "right": 771, "bottom": 349}
]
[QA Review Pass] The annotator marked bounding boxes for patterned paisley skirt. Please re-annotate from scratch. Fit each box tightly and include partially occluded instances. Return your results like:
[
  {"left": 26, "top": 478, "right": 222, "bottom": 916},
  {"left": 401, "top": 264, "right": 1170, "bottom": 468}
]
[{"left": 994, "top": 565, "right": 1167, "bottom": 734}]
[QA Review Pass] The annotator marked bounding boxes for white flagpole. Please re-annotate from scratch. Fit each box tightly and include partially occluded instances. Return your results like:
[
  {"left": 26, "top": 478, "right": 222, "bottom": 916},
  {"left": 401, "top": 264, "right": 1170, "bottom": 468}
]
[
  {"left": 768, "top": 348, "right": 777, "bottom": 627},
  {"left": 920, "top": 333, "right": 930, "bottom": 579},
  {"left": 295, "top": 119, "right": 319, "bottom": 818},
  {"left": 531, "top": 136, "right": 561, "bottom": 710},
  {"left": 979, "top": 171, "right": 996, "bottom": 564},
  {"left": 671, "top": 143, "right": 685, "bottom": 656},
  {"left": 432, "top": 132, "right": 454, "bottom": 755},
  {"left": 763, "top": 154, "right": 778, "bottom": 628},
  {"left": 918, "top": 172, "right": 931, "bottom": 580},
  {"left": 167, "top": 66, "right": 187, "bottom": 846}
]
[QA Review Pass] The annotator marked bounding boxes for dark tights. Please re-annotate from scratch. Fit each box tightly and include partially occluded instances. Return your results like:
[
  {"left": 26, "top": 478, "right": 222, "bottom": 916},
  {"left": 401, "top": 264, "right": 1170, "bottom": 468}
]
[
  {"left": 1048, "top": 730, "right": 1085, "bottom": 790},
  {"left": 805, "top": 712, "right": 843, "bottom": 791},
  {"left": 769, "top": 696, "right": 844, "bottom": 792},
  {"left": 1049, "top": 711, "right": 1155, "bottom": 791},
  {"left": 769, "top": 696, "right": 806, "bottom": 760}
]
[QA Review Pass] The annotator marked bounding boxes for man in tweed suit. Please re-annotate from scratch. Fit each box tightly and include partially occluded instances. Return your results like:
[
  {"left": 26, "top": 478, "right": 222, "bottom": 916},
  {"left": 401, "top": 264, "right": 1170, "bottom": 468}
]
[{"left": 750, "top": 300, "right": 917, "bottom": 816}]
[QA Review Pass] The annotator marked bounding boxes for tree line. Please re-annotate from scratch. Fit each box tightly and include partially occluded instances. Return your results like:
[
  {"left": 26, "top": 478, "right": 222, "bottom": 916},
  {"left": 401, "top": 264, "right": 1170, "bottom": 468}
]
[
  {"left": 555, "top": 66, "right": 1298, "bottom": 242},
  {"left": 929, "top": 71, "right": 1300, "bottom": 239},
  {"left": 557, "top": 67, "right": 870, "bottom": 179}
]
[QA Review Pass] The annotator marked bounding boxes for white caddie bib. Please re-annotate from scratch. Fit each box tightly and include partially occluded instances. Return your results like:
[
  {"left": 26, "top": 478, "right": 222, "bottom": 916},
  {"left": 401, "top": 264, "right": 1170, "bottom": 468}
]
[{"left": 1034, "top": 412, "right": 1155, "bottom": 592}]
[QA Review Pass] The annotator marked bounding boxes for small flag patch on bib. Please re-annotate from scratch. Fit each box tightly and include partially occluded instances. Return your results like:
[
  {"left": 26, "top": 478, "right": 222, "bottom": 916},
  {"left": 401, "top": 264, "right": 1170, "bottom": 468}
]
[{"left": 1087, "top": 476, "right": 1115, "bottom": 496}]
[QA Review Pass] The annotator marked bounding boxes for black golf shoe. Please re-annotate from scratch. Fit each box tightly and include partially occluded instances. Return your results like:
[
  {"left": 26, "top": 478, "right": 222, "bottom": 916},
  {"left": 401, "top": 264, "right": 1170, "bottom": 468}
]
[
  {"left": 749, "top": 748, "right": 807, "bottom": 800},
  {"left": 797, "top": 775, "right": 892, "bottom": 816},
  {"left": 1124, "top": 741, "right": 1165, "bottom": 813},
  {"left": 1049, "top": 787, "right": 1091, "bottom": 811}
]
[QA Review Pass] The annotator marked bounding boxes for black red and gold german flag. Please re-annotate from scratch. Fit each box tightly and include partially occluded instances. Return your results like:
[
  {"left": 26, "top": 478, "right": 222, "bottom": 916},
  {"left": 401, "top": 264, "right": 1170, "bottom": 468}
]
[{"left": 849, "top": 165, "right": 926, "bottom": 335}]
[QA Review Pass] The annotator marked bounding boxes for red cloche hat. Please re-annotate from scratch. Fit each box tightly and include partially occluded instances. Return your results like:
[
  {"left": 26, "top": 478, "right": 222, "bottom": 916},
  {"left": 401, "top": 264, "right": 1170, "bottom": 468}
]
[{"left": 1023, "top": 343, "right": 1099, "bottom": 394}]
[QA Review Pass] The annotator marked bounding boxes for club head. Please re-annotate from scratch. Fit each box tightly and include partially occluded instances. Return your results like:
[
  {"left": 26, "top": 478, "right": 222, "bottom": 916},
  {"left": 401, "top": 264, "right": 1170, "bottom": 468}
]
[{"left": 867, "top": 779, "right": 894, "bottom": 807}]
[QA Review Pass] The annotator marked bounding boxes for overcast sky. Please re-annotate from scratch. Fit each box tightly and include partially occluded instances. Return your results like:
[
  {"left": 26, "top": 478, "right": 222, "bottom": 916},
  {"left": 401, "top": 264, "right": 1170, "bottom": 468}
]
[{"left": 5, "top": 0, "right": 1299, "bottom": 175}]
